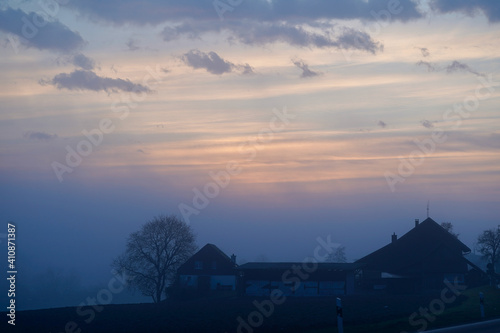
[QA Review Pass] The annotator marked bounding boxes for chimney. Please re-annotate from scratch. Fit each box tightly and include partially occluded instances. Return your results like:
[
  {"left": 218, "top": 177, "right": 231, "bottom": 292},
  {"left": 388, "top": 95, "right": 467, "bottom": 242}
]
[
  {"left": 415, "top": 219, "right": 419, "bottom": 228},
  {"left": 230, "top": 254, "right": 236, "bottom": 264},
  {"left": 391, "top": 233, "right": 397, "bottom": 243}
]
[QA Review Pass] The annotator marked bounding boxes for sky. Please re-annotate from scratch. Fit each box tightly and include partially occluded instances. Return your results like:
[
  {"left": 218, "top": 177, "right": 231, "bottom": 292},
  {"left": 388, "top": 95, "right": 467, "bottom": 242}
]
[{"left": 0, "top": 0, "right": 499, "bottom": 309}]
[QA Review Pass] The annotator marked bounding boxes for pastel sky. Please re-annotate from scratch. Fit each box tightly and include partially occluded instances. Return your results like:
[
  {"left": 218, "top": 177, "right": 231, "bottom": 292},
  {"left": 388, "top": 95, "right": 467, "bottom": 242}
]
[{"left": 0, "top": 0, "right": 499, "bottom": 308}]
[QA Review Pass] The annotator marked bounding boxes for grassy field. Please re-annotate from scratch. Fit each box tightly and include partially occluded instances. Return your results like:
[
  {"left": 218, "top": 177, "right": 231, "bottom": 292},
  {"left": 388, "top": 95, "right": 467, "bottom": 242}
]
[{"left": 3, "top": 285, "right": 499, "bottom": 332}]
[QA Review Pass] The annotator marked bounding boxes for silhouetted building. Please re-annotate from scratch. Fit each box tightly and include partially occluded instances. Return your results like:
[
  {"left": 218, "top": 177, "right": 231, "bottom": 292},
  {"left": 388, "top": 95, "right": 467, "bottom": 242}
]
[
  {"left": 177, "top": 243, "right": 238, "bottom": 293},
  {"left": 237, "top": 262, "right": 363, "bottom": 296},
  {"left": 356, "top": 217, "right": 471, "bottom": 293}
]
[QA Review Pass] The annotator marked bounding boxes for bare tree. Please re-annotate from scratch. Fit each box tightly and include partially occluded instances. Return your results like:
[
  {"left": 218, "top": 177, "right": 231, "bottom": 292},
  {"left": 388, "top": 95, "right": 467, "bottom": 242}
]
[
  {"left": 325, "top": 245, "right": 347, "bottom": 263},
  {"left": 440, "top": 222, "right": 459, "bottom": 238},
  {"left": 476, "top": 227, "right": 500, "bottom": 274},
  {"left": 112, "top": 215, "right": 196, "bottom": 303}
]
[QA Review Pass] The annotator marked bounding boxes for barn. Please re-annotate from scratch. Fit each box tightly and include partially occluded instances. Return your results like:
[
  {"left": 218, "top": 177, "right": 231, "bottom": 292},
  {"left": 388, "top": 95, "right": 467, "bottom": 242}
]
[
  {"left": 237, "top": 262, "right": 363, "bottom": 296},
  {"left": 177, "top": 243, "right": 238, "bottom": 293},
  {"left": 356, "top": 217, "right": 472, "bottom": 293}
]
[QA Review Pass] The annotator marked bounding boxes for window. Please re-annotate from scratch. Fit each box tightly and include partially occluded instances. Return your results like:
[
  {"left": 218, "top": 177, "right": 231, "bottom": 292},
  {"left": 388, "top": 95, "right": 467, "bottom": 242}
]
[{"left": 195, "top": 261, "right": 203, "bottom": 270}]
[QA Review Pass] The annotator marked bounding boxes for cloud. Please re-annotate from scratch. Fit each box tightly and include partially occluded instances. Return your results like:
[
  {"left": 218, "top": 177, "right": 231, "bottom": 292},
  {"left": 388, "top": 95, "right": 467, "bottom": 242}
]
[
  {"left": 416, "top": 60, "right": 437, "bottom": 72},
  {"left": 419, "top": 47, "right": 430, "bottom": 57},
  {"left": 378, "top": 120, "right": 387, "bottom": 128},
  {"left": 40, "top": 70, "right": 152, "bottom": 93},
  {"left": 163, "top": 21, "right": 383, "bottom": 53},
  {"left": 126, "top": 38, "right": 140, "bottom": 51},
  {"left": 0, "top": 8, "right": 85, "bottom": 53},
  {"left": 431, "top": 0, "right": 500, "bottom": 23},
  {"left": 334, "top": 27, "right": 383, "bottom": 54},
  {"left": 181, "top": 49, "right": 254, "bottom": 75},
  {"left": 72, "top": 53, "right": 95, "bottom": 70},
  {"left": 421, "top": 120, "right": 434, "bottom": 129},
  {"left": 416, "top": 60, "right": 483, "bottom": 77},
  {"left": 445, "top": 60, "right": 485, "bottom": 77},
  {"left": 69, "top": 0, "right": 423, "bottom": 25},
  {"left": 291, "top": 59, "right": 321, "bottom": 78},
  {"left": 24, "top": 131, "right": 58, "bottom": 142}
]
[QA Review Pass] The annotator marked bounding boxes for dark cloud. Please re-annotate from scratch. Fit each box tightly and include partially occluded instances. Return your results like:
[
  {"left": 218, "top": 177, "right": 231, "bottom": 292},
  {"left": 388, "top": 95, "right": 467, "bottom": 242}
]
[
  {"left": 24, "top": 131, "right": 58, "bottom": 142},
  {"left": 334, "top": 27, "right": 383, "bottom": 54},
  {"left": 163, "top": 21, "right": 383, "bottom": 53},
  {"left": 40, "top": 70, "right": 152, "bottom": 93},
  {"left": 431, "top": 0, "right": 500, "bottom": 23},
  {"left": 69, "top": 0, "right": 423, "bottom": 25},
  {"left": 69, "top": 0, "right": 412, "bottom": 52},
  {"left": 181, "top": 49, "right": 254, "bottom": 75},
  {"left": 421, "top": 120, "right": 434, "bottom": 129},
  {"left": 0, "top": 8, "right": 85, "bottom": 53},
  {"left": 378, "top": 120, "right": 387, "bottom": 128},
  {"left": 445, "top": 60, "right": 485, "bottom": 77},
  {"left": 72, "top": 53, "right": 95, "bottom": 70},
  {"left": 291, "top": 59, "right": 321, "bottom": 78}
]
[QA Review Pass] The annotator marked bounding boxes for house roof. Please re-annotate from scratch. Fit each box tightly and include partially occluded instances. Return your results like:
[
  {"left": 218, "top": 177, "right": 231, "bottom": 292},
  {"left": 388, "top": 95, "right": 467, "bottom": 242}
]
[
  {"left": 238, "top": 262, "right": 364, "bottom": 271},
  {"left": 177, "top": 243, "right": 237, "bottom": 275},
  {"left": 356, "top": 217, "right": 471, "bottom": 274}
]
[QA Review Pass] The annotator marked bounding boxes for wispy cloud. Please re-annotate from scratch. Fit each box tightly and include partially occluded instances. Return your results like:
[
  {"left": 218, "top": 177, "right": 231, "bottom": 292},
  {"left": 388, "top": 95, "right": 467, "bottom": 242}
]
[
  {"left": 181, "top": 49, "right": 254, "bottom": 75},
  {"left": 419, "top": 47, "right": 430, "bottom": 57},
  {"left": 126, "top": 38, "right": 140, "bottom": 51},
  {"left": 445, "top": 60, "right": 485, "bottom": 77},
  {"left": 24, "top": 131, "right": 58, "bottom": 142},
  {"left": 416, "top": 60, "right": 484, "bottom": 76},
  {"left": 378, "top": 120, "right": 387, "bottom": 128},
  {"left": 416, "top": 60, "right": 437, "bottom": 72},
  {"left": 40, "top": 70, "right": 152, "bottom": 93},
  {"left": 421, "top": 120, "right": 434, "bottom": 129},
  {"left": 291, "top": 58, "right": 321, "bottom": 78},
  {"left": 72, "top": 53, "right": 95, "bottom": 70}
]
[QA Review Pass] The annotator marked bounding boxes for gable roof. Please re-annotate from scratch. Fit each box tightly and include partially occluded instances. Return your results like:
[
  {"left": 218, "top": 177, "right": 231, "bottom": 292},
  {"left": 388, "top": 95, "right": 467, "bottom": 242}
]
[
  {"left": 356, "top": 217, "right": 471, "bottom": 274},
  {"left": 177, "top": 243, "right": 237, "bottom": 275}
]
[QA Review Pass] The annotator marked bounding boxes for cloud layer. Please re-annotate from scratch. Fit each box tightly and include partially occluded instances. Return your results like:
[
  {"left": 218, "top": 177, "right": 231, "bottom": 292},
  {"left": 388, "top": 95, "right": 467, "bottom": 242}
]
[
  {"left": 0, "top": 8, "right": 85, "bottom": 53},
  {"left": 431, "top": 0, "right": 500, "bottom": 23},
  {"left": 69, "top": 0, "right": 423, "bottom": 25},
  {"left": 163, "top": 21, "right": 383, "bottom": 53}
]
